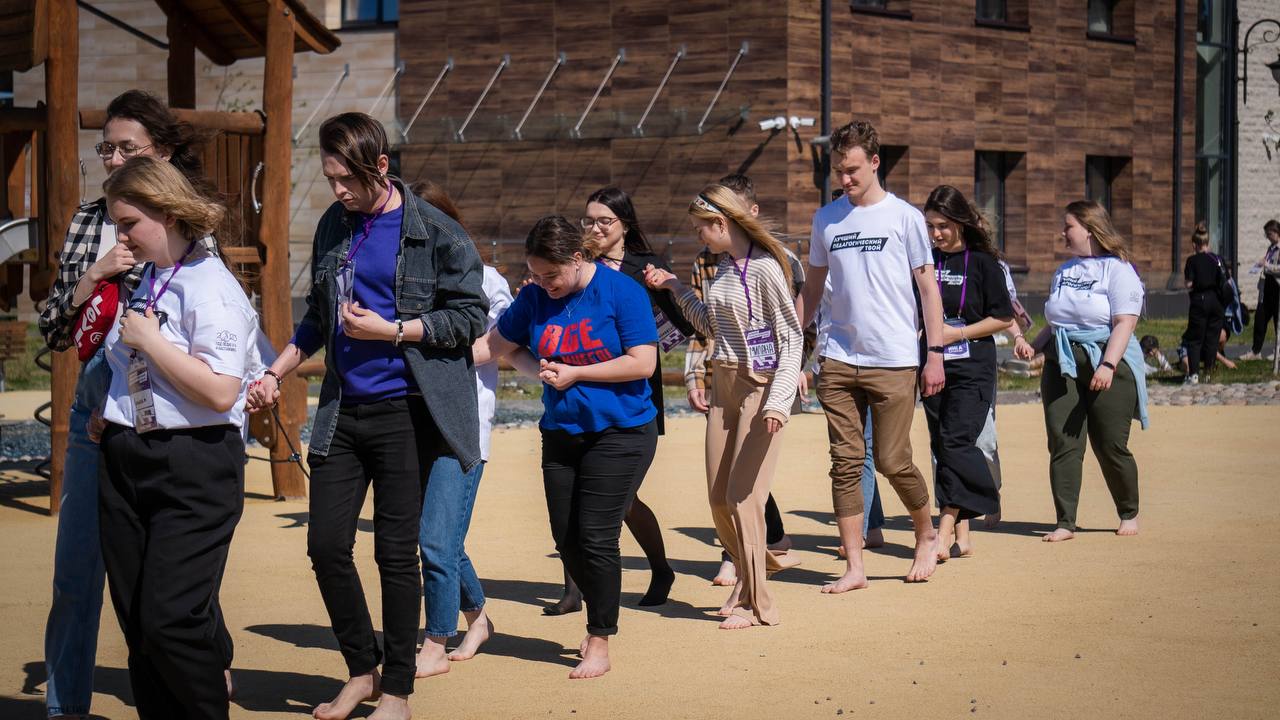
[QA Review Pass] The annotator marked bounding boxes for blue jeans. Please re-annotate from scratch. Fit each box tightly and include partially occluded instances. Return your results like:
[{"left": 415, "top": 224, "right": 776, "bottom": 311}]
[
  {"left": 862, "top": 411, "right": 885, "bottom": 535},
  {"left": 420, "top": 458, "right": 486, "bottom": 638},
  {"left": 44, "top": 351, "right": 110, "bottom": 717}
]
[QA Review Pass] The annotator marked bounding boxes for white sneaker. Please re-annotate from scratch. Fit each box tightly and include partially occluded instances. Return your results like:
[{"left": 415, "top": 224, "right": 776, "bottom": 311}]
[
  {"left": 1184, "top": 374, "right": 1199, "bottom": 385},
  {"left": 1267, "top": 352, "right": 1276, "bottom": 362},
  {"left": 1238, "top": 351, "right": 1262, "bottom": 361}
]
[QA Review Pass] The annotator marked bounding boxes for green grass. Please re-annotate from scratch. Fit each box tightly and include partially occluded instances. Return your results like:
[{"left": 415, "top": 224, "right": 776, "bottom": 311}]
[{"left": 1, "top": 324, "right": 51, "bottom": 391}]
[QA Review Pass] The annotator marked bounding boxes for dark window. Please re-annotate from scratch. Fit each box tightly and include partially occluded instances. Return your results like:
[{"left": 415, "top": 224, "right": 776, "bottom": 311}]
[
  {"left": 342, "top": 0, "right": 398, "bottom": 27},
  {"left": 1196, "top": 0, "right": 1234, "bottom": 255},
  {"left": 0, "top": 71, "right": 11, "bottom": 109},
  {"left": 851, "top": 0, "right": 887, "bottom": 7},
  {"left": 849, "top": 0, "right": 911, "bottom": 18},
  {"left": 1087, "top": 0, "right": 1135, "bottom": 41},
  {"left": 1085, "top": 156, "right": 1122, "bottom": 214},
  {"left": 977, "top": 0, "right": 1006, "bottom": 22},
  {"left": 876, "top": 145, "right": 908, "bottom": 194},
  {"left": 974, "top": 151, "right": 1022, "bottom": 251}
]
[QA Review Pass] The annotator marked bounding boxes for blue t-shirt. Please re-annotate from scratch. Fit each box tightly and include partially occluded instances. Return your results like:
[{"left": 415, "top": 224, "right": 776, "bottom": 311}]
[{"left": 497, "top": 265, "right": 659, "bottom": 434}]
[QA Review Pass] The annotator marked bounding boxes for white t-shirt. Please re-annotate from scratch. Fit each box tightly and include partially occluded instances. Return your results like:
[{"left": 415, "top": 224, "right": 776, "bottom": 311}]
[
  {"left": 809, "top": 193, "right": 933, "bottom": 367},
  {"left": 98, "top": 219, "right": 118, "bottom": 256},
  {"left": 103, "top": 255, "right": 259, "bottom": 430},
  {"left": 477, "top": 266, "right": 513, "bottom": 461},
  {"left": 1044, "top": 256, "right": 1145, "bottom": 331}
]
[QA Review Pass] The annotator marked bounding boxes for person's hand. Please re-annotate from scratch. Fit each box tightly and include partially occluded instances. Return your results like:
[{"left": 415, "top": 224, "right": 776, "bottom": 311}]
[
  {"left": 1013, "top": 336, "right": 1035, "bottom": 360},
  {"left": 340, "top": 302, "right": 395, "bottom": 341},
  {"left": 797, "top": 371, "right": 809, "bottom": 400},
  {"left": 539, "top": 358, "right": 578, "bottom": 391},
  {"left": 246, "top": 373, "right": 281, "bottom": 413},
  {"left": 940, "top": 324, "right": 963, "bottom": 345},
  {"left": 642, "top": 264, "right": 679, "bottom": 291},
  {"left": 117, "top": 308, "right": 161, "bottom": 353},
  {"left": 764, "top": 417, "right": 783, "bottom": 434},
  {"left": 86, "top": 243, "right": 136, "bottom": 284},
  {"left": 686, "top": 387, "right": 709, "bottom": 413},
  {"left": 920, "top": 354, "right": 946, "bottom": 397},
  {"left": 1090, "top": 364, "right": 1115, "bottom": 392}
]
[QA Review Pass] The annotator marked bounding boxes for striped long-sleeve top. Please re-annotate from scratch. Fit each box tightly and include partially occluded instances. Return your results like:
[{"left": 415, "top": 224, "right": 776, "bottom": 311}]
[{"left": 674, "top": 248, "right": 804, "bottom": 423}]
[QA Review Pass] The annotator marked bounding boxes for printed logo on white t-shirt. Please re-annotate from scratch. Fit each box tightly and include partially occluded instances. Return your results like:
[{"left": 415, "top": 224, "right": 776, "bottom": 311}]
[
  {"left": 215, "top": 330, "right": 239, "bottom": 352},
  {"left": 831, "top": 232, "right": 890, "bottom": 253},
  {"left": 1057, "top": 276, "right": 1098, "bottom": 291}
]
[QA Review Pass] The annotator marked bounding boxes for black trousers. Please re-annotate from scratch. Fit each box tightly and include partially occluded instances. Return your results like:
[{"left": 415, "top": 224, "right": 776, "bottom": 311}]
[
  {"left": 542, "top": 421, "right": 658, "bottom": 636},
  {"left": 307, "top": 396, "right": 440, "bottom": 697},
  {"left": 922, "top": 355, "right": 1001, "bottom": 521},
  {"left": 1252, "top": 278, "right": 1279, "bottom": 354},
  {"left": 1184, "top": 291, "right": 1224, "bottom": 377},
  {"left": 99, "top": 423, "right": 244, "bottom": 720}
]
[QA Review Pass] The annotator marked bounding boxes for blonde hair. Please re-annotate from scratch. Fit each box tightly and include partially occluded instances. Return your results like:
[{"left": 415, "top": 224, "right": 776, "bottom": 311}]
[
  {"left": 689, "top": 184, "right": 793, "bottom": 288},
  {"left": 1191, "top": 221, "right": 1210, "bottom": 249},
  {"left": 1065, "top": 200, "right": 1130, "bottom": 263},
  {"left": 103, "top": 156, "right": 225, "bottom": 242}
]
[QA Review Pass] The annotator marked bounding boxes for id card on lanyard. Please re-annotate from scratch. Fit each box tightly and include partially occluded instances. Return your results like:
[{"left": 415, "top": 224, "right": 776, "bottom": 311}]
[
  {"left": 654, "top": 308, "right": 687, "bottom": 353},
  {"left": 736, "top": 248, "right": 779, "bottom": 372},
  {"left": 936, "top": 249, "right": 971, "bottom": 362},
  {"left": 129, "top": 242, "right": 196, "bottom": 433},
  {"left": 337, "top": 181, "right": 393, "bottom": 330}
]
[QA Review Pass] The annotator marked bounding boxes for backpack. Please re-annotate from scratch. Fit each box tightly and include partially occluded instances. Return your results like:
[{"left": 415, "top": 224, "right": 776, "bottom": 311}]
[{"left": 1209, "top": 254, "right": 1234, "bottom": 308}]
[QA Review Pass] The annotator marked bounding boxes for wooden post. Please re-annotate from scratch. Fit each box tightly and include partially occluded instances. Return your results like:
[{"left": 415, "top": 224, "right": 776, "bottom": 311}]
[
  {"left": 261, "top": 0, "right": 306, "bottom": 499},
  {"left": 45, "top": 0, "right": 80, "bottom": 515},
  {"left": 167, "top": 6, "right": 196, "bottom": 109}
]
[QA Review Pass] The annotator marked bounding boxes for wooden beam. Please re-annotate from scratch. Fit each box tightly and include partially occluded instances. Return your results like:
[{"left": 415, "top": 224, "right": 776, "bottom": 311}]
[
  {"left": 166, "top": 6, "right": 196, "bottom": 108},
  {"left": 260, "top": 0, "right": 306, "bottom": 500},
  {"left": 0, "top": 107, "right": 45, "bottom": 133},
  {"left": 152, "top": 0, "right": 237, "bottom": 66},
  {"left": 45, "top": 0, "right": 79, "bottom": 516},
  {"left": 80, "top": 108, "right": 265, "bottom": 135},
  {"left": 213, "top": 0, "right": 265, "bottom": 50}
]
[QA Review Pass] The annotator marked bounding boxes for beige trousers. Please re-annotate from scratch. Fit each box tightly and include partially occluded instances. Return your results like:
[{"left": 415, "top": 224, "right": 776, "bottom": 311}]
[{"left": 706, "top": 362, "right": 786, "bottom": 626}]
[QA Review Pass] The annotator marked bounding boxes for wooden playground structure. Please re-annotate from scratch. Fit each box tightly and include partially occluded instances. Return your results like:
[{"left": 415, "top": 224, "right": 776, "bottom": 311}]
[{"left": 0, "top": 0, "right": 339, "bottom": 511}]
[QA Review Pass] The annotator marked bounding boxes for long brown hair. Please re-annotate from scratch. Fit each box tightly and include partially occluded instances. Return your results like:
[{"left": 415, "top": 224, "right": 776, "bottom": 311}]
[
  {"left": 924, "top": 185, "right": 1001, "bottom": 259},
  {"left": 1065, "top": 200, "right": 1131, "bottom": 262},
  {"left": 103, "top": 156, "right": 224, "bottom": 241},
  {"left": 688, "top": 184, "right": 792, "bottom": 288}
]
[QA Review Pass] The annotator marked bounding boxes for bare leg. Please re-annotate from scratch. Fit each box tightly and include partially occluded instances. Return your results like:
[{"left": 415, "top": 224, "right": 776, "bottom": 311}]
[
  {"left": 313, "top": 671, "right": 380, "bottom": 720},
  {"left": 1043, "top": 528, "right": 1076, "bottom": 542},
  {"left": 226, "top": 669, "right": 235, "bottom": 702},
  {"left": 414, "top": 636, "right": 450, "bottom": 678},
  {"left": 716, "top": 578, "right": 744, "bottom": 616},
  {"left": 936, "top": 508, "right": 958, "bottom": 564},
  {"left": 821, "top": 514, "right": 868, "bottom": 593},
  {"left": 905, "top": 505, "right": 939, "bottom": 582},
  {"left": 1116, "top": 517, "right": 1139, "bottom": 536},
  {"left": 543, "top": 566, "right": 582, "bottom": 615},
  {"left": 448, "top": 608, "right": 493, "bottom": 661},
  {"left": 955, "top": 518, "right": 974, "bottom": 557},
  {"left": 569, "top": 635, "right": 611, "bottom": 679},
  {"left": 368, "top": 693, "right": 411, "bottom": 720},
  {"left": 718, "top": 614, "right": 756, "bottom": 630}
]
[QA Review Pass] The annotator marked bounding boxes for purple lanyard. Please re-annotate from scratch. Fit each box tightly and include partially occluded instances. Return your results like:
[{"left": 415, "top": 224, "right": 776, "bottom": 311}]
[
  {"left": 733, "top": 244, "right": 755, "bottom": 322},
  {"left": 145, "top": 241, "right": 198, "bottom": 312},
  {"left": 343, "top": 180, "right": 394, "bottom": 266},
  {"left": 934, "top": 249, "right": 969, "bottom": 318}
]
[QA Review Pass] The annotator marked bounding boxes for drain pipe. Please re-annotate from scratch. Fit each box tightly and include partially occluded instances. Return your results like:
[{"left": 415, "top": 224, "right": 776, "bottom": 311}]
[
  {"left": 1170, "top": 0, "right": 1185, "bottom": 289},
  {"left": 820, "top": 0, "right": 832, "bottom": 205}
]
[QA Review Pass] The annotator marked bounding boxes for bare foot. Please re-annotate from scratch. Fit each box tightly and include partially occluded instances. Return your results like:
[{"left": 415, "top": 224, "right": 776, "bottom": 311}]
[
  {"left": 955, "top": 537, "right": 974, "bottom": 557},
  {"left": 1116, "top": 518, "right": 1139, "bottom": 536},
  {"left": 718, "top": 614, "right": 755, "bottom": 630},
  {"left": 1042, "top": 528, "right": 1075, "bottom": 543},
  {"left": 820, "top": 569, "right": 868, "bottom": 594},
  {"left": 905, "top": 531, "right": 939, "bottom": 582},
  {"left": 767, "top": 535, "right": 793, "bottom": 553},
  {"left": 569, "top": 636, "right": 611, "bottom": 679},
  {"left": 414, "top": 637, "right": 450, "bottom": 678},
  {"left": 983, "top": 511, "right": 1001, "bottom": 529},
  {"left": 226, "top": 669, "right": 235, "bottom": 702},
  {"left": 712, "top": 559, "right": 737, "bottom": 586},
  {"left": 864, "top": 527, "right": 885, "bottom": 549},
  {"left": 368, "top": 692, "right": 411, "bottom": 720},
  {"left": 313, "top": 671, "right": 379, "bottom": 720},
  {"left": 935, "top": 528, "right": 953, "bottom": 564},
  {"left": 448, "top": 609, "right": 493, "bottom": 661},
  {"left": 716, "top": 579, "right": 744, "bottom": 616}
]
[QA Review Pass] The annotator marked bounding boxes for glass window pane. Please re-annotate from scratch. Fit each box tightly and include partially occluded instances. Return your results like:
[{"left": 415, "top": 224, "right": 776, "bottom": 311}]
[
  {"left": 1085, "top": 156, "right": 1112, "bottom": 213},
  {"left": 1197, "top": 0, "right": 1228, "bottom": 45},
  {"left": 974, "top": 152, "right": 1004, "bottom": 249},
  {"left": 1088, "top": 0, "right": 1113, "bottom": 34},
  {"left": 1196, "top": 46, "right": 1226, "bottom": 155},
  {"left": 383, "top": 0, "right": 398, "bottom": 22},
  {"left": 1196, "top": 157, "right": 1225, "bottom": 254},
  {"left": 977, "top": 0, "right": 1006, "bottom": 21}
]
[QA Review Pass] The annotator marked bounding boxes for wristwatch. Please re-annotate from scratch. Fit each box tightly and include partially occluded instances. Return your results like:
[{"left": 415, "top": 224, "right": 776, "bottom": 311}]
[{"left": 394, "top": 318, "right": 404, "bottom": 346}]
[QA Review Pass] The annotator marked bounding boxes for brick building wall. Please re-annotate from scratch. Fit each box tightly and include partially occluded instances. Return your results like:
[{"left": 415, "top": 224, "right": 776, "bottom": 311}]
[{"left": 1237, "top": 0, "right": 1280, "bottom": 305}]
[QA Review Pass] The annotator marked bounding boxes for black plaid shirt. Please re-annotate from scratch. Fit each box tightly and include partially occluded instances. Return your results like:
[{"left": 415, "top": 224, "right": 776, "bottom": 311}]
[{"left": 39, "top": 198, "right": 219, "bottom": 351}]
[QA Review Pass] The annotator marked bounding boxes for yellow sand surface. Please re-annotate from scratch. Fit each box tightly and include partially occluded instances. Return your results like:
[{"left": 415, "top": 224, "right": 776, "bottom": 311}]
[{"left": 1, "top": 404, "right": 1277, "bottom": 719}]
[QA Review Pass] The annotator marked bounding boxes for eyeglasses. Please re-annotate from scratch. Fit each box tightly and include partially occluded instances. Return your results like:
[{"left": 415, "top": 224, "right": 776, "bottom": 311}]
[
  {"left": 580, "top": 216, "right": 619, "bottom": 230},
  {"left": 94, "top": 142, "right": 153, "bottom": 160}
]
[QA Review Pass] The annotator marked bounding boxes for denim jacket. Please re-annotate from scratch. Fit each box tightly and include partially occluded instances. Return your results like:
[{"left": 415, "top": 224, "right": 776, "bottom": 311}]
[{"left": 298, "top": 178, "right": 489, "bottom": 469}]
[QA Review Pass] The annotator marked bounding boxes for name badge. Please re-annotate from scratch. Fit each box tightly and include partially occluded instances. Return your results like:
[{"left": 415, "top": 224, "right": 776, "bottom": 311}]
[
  {"left": 336, "top": 260, "right": 356, "bottom": 329},
  {"left": 744, "top": 323, "right": 779, "bottom": 372},
  {"left": 654, "top": 308, "right": 687, "bottom": 353},
  {"left": 943, "top": 317, "right": 970, "bottom": 361},
  {"left": 127, "top": 352, "right": 160, "bottom": 433}
]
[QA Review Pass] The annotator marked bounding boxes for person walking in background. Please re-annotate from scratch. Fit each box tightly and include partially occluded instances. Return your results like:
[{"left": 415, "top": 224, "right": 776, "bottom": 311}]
[
  {"left": 796, "top": 119, "right": 947, "bottom": 590},
  {"left": 644, "top": 184, "right": 804, "bottom": 629},
  {"left": 97, "top": 157, "right": 255, "bottom": 720},
  {"left": 247, "top": 112, "right": 488, "bottom": 720},
  {"left": 1015, "top": 201, "right": 1148, "bottom": 542},
  {"left": 473, "top": 215, "right": 660, "bottom": 677},
  {"left": 920, "top": 186, "right": 1014, "bottom": 562},
  {"left": 1240, "top": 219, "right": 1280, "bottom": 361},
  {"left": 1181, "top": 223, "right": 1227, "bottom": 384},
  {"left": 38, "top": 89, "right": 227, "bottom": 720}
]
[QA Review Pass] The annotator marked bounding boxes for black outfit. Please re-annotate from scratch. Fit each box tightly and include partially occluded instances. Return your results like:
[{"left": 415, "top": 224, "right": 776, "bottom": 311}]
[
  {"left": 617, "top": 250, "right": 696, "bottom": 434},
  {"left": 920, "top": 249, "right": 1012, "bottom": 520},
  {"left": 99, "top": 424, "right": 244, "bottom": 720},
  {"left": 542, "top": 420, "right": 659, "bottom": 635},
  {"left": 306, "top": 396, "right": 443, "bottom": 697},
  {"left": 1253, "top": 266, "right": 1279, "bottom": 355},
  {"left": 1183, "top": 252, "right": 1225, "bottom": 377}
]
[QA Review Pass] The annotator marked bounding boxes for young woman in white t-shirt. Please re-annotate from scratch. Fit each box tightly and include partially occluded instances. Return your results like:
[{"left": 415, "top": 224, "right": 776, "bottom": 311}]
[
  {"left": 97, "top": 156, "right": 257, "bottom": 718},
  {"left": 1015, "top": 201, "right": 1148, "bottom": 542}
]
